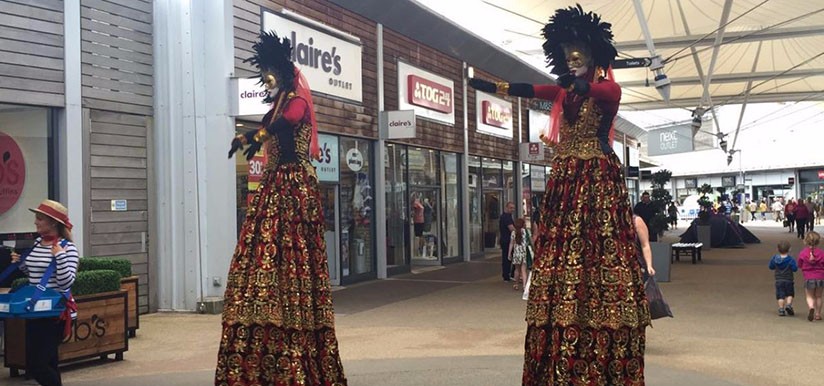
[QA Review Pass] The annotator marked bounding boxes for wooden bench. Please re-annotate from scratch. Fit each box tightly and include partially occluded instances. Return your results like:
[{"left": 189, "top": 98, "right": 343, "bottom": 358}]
[{"left": 672, "top": 243, "right": 703, "bottom": 264}]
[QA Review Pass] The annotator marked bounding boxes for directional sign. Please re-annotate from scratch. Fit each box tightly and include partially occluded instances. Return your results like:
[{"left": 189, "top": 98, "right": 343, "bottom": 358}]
[{"left": 612, "top": 57, "right": 652, "bottom": 69}]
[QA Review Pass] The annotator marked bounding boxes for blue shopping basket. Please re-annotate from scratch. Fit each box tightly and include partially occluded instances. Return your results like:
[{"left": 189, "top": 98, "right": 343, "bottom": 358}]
[{"left": 0, "top": 240, "right": 70, "bottom": 319}]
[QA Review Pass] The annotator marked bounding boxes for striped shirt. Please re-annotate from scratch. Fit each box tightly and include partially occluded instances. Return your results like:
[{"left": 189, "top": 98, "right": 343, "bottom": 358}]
[{"left": 18, "top": 238, "right": 79, "bottom": 293}]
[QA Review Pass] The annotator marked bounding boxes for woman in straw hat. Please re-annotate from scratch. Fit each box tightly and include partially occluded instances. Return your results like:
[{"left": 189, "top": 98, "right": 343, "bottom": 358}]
[{"left": 10, "top": 199, "right": 79, "bottom": 386}]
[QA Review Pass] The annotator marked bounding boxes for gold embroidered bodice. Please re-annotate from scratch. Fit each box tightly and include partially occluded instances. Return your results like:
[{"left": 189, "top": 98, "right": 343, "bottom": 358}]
[
  {"left": 263, "top": 93, "right": 314, "bottom": 170},
  {"left": 550, "top": 98, "right": 610, "bottom": 160}
]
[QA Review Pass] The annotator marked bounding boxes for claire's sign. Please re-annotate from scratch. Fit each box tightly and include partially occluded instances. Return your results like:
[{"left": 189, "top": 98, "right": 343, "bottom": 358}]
[
  {"left": 263, "top": 11, "right": 363, "bottom": 103},
  {"left": 0, "top": 131, "right": 26, "bottom": 216}
]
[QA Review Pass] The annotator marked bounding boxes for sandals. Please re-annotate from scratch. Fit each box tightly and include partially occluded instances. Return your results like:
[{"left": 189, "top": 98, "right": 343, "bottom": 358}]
[
  {"left": 808, "top": 309, "right": 816, "bottom": 322},
  {"left": 513, "top": 283, "right": 520, "bottom": 291}
]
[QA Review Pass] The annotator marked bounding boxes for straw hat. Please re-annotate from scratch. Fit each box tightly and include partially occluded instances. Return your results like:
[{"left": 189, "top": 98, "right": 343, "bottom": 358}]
[{"left": 29, "top": 199, "right": 73, "bottom": 230}]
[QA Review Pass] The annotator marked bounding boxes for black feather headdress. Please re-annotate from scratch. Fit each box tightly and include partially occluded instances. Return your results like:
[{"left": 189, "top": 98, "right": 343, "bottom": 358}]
[
  {"left": 541, "top": 4, "right": 618, "bottom": 76},
  {"left": 244, "top": 31, "right": 296, "bottom": 98}
]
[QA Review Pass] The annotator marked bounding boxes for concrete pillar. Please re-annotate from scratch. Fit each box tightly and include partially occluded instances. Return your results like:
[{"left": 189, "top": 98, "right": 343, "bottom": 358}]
[
  {"left": 61, "top": 0, "right": 85, "bottom": 254},
  {"left": 153, "top": 0, "right": 236, "bottom": 311}
]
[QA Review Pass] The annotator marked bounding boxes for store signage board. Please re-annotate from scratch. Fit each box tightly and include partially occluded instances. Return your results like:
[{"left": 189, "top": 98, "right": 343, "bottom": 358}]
[
  {"left": 530, "top": 165, "right": 546, "bottom": 192},
  {"left": 379, "top": 110, "right": 416, "bottom": 139},
  {"left": 397, "top": 61, "right": 455, "bottom": 125},
  {"left": 0, "top": 132, "right": 25, "bottom": 216},
  {"left": 647, "top": 125, "right": 694, "bottom": 156},
  {"left": 263, "top": 10, "right": 363, "bottom": 103},
  {"left": 110, "top": 200, "right": 127, "bottom": 212},
  {"left": 519, "top": 142, "right": 544, "bottom": 162},
  {"left": 476, "top": 91, "right": 513, "bottom": 139},
  {"left": 528, "top": 110, "right": 549, "bottom": 143},
  {"left": 311, "top": 134, "right": 339, "bottom": 182},
  {"left": 231, "top": 78, "right": 270, "bottom": 117}
]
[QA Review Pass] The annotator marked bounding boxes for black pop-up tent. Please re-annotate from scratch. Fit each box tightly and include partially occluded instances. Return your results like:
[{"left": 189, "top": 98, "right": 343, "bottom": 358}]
[{"left": 679, "top": 214, "right": 760, "bottom": 248}]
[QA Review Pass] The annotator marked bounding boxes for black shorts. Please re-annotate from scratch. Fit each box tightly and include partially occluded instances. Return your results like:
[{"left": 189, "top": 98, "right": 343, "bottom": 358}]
[
  {"left": 775, "top": 281, "right": 795, "bottom": 299},
  {"left": 414, "top": 223, "right": 424, "bottom": 237}
]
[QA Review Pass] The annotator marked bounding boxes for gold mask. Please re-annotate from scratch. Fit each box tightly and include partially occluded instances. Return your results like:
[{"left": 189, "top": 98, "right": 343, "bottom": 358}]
[{"left": 263, "top": 73, "right": 277, "bottom": 90}]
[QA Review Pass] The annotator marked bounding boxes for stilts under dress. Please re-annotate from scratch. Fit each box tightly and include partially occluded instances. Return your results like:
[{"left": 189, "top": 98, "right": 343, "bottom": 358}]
[
  {"left": 522, "top": 79, "right": 650, "bottom": 385},
  {"left": 215, "top": 92, "right": 347, "bottom": 386}
]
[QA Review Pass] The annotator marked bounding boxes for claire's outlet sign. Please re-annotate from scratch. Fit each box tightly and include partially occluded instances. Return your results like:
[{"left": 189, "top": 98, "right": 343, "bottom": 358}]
[
  {"left": 397, "top": 61, "right": 455, "bottom": 125},
  {"left": 263, "top": 10, "right": 363, "bottom": 103}
]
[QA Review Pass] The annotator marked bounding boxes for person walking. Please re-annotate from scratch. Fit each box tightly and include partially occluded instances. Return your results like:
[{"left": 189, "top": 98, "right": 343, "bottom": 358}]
[
  {"left": 499, "top": 201, "right": 516, "bottom": 282},
  {"left": 217, "top": 31, "right": 347, "bottom": 385},
  {"left": 796, "top": 199, "right": 810, "bottom": 239},
  {"left": 797, "top": 231, "right": 824, "bottom": 321},
  {"left": 768, "top": 240, "right": 797, "bottom": 316},
  {"left": 508, "top": 218, "right": 529, "bottom": 291},
  {"left": 634, "top": 192, "right": 656, "bottom": 241},
  {"left": 470, "top": 5, "right": 649, "bottom": 384},
  {"left": 786, "top": 199, "right": 797, "bottom": 233}
]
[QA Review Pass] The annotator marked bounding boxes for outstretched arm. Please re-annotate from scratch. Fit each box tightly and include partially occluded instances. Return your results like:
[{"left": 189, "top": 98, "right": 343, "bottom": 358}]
[{"left": 469, "top": 78, "right": 562, "bottom": 101}]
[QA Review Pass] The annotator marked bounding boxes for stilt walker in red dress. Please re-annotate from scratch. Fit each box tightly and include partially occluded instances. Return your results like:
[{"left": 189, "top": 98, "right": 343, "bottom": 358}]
[
  {"left": 470, "top": 5, "right": 650, "bottom": 385},
  {"left": 215, "top": 31, "right": 347, "bottom": 386}
]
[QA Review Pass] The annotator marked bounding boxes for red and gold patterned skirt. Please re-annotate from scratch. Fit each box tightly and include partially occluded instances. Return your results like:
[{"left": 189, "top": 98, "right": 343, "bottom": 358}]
[
  {"left": 523, "top": 154, "right": 650, "bottom": 386},
  {"left": 215, "top": 163, "right": 347, "bottom": 386}
]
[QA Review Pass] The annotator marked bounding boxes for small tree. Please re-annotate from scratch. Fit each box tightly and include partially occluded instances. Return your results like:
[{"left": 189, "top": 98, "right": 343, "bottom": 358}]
[
  {"left": 697, "top": 183, "right": 715, "bottom": 223},
  {"left": 649, "top": 169, "right": 673, "bottom": 237}
]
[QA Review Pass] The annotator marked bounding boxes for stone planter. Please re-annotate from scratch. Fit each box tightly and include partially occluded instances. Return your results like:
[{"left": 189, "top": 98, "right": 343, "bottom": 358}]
[
  {"left": 4, "top": 290, "right": 128, "bottom": 376},
  {"left": 650, "top": 242, "right": 672, "bottom": 282},
  {"left": 696, "top": 224, "right": 712, "bottom": 250}
]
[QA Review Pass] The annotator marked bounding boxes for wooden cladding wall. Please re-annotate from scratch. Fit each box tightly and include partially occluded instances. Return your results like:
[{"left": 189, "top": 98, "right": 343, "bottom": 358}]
[
  {"left": 467, "top": 68, "right": 519, "bottom": 161},
  {"left": 382, "top": 28, "right": 464, "bottom": 154},
  {"left": 234, "top": 0, "right": 378, "bottom": 139},
  {"left": 0, "top": 0, "right": 65, "bottom": 106},
  {"left": 80, "top": 0, "right": 152, "bottom": 115},
  {"left": 88, "top": 110, "right": 149, "bottom": 313}
]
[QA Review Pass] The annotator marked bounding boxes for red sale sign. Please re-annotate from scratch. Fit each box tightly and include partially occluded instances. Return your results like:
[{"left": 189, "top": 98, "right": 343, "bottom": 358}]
[
  {"left": 0, "top": 131, "right": 26, "bottom": 215},
  {"left": 246, "top": 144, "right": 268, "bottom": 206},
  {"left": 407, "top": 74, "right": 453, "bottom": 114}
]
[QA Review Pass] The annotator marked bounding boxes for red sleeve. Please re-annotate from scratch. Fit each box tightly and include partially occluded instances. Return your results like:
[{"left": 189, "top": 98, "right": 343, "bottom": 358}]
[
  {"left": 533, "top": 84, "right": 561, "bottom": 100},
  {"left": 584, "top": 79, "right": 621, "bottom": 103},
  {"left": 281, "top": 97, "right": 308, "bottom": 124}
]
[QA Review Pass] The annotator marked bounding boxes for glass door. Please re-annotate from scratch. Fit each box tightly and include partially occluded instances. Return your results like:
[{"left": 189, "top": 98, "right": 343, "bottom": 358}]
[
  {"left": 320, "top": 184, "right": 340, "bottom": 285},
  {"left": 410, "top": 188, "right": 441, "bottom": 266}
]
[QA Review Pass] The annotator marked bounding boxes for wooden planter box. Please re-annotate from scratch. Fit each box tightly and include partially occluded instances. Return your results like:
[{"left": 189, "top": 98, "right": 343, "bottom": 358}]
[
  {"left": 4, "top": 289, "right": 128, "bottom": 376},
  {"left": 121, "top": 276, "right": 139, "bottom": 338}
]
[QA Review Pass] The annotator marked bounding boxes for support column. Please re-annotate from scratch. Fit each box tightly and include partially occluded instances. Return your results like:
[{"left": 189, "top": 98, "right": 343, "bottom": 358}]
[
  {"left": 461, "top": 62, "right": 471, "bottom": 261},
  {"left": 61, "top": 0, "right": 85, "bottom": 253},
  {"left": 375, "top": 24, "right": 387, "bottom": 279},
  {"left": 514, "top": 98, "right": 523, "bottom": 219},
  {"left": 153, "top": 0, "right": 236, "bottom": 311}
]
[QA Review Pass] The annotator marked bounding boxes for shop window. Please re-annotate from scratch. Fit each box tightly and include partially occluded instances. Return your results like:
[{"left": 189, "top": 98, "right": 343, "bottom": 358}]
[
  {"left": 386, "top": 143, "right": 408, "bottom": 268},
  {"left": 339, "top": 138, "right": 373, "bottom": 277},
  {"left": 0, "top": 105, "right": 53, "bottom": 240},
  {"left": 468, "top": 156, "right": 482, "bottom": 254}
]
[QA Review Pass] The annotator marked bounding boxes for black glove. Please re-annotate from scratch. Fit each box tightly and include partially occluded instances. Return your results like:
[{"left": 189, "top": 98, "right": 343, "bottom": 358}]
[
  {"left": 242, "top": 140, "right": 263, "bottom": 161},
  {"left": 227, "top": 130, "right": 257, "bottom": 159},
  {"left": 468, "top": 78, "right": 497, "bottom": 93},
  {"left": 556, "top": 73, "right": 575, "bottom": 89},
  {"left": 570, "top": 78, "right": 591, "bottom": 96}
]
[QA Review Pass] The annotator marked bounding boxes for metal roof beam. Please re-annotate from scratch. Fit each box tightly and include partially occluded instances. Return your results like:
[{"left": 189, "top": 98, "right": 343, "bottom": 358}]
[
  {"left": 615, "top": 25, "right": 824, "bottom": 51},
  {"left": 623, "top": 91, "right": 824, "bottom": 110},
  {"left": 620, "top": 68, "right": 824, "bottom": 87}
]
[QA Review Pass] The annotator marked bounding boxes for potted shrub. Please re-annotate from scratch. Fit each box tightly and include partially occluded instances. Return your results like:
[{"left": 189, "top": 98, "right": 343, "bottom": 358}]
[
  {"left": 78, "top": 258, "right": 139, "bottom": 337},
  {"left": 695, "top": 183, "right": 715, "bottom": 249},
  {"left": 648, "top": 170, "right": 673, "bottom": 282},
  {"left": 5, "top": 269, "right": 128, "bottom": 376}
]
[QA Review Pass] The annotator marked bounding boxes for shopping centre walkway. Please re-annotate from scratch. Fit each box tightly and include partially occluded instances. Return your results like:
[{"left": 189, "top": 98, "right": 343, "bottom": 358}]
[{"left": 4, "top": 221, "right": 824, "bottom": 385}]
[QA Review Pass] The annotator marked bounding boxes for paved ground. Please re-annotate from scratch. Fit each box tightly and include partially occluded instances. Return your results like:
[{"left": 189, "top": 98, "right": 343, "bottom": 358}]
[{"left": 3, "top": 221, "right": 823, "bottom": 385}]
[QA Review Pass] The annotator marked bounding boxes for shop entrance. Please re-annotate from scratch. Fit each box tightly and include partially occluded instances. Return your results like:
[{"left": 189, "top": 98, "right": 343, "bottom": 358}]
[
  {"left": 410, "top": 188, "right": 441, "bottom": 266},
  {"left": 483, "top": 190, "right": 502, "bottom": 250},
  {"left": 320, "top": 184, "right": 340, "bottom": 285}
]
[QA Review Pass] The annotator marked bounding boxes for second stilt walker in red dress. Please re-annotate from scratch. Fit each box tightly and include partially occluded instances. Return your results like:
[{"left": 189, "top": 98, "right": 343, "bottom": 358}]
[
  {"left": 470, "top": 5, "right": 650, "bottom": 385},
  {"left": 215, "top": 31, "right": 347, "bottom": 386}
]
